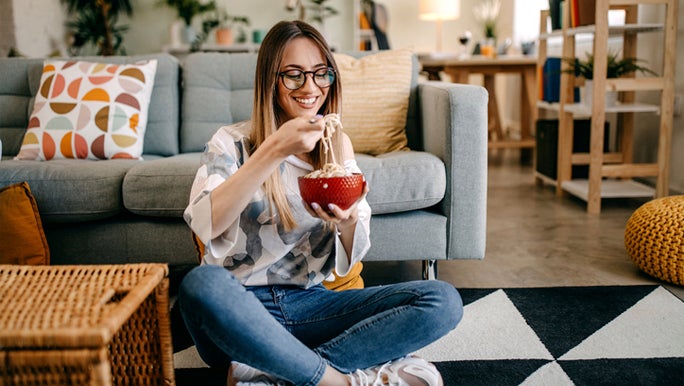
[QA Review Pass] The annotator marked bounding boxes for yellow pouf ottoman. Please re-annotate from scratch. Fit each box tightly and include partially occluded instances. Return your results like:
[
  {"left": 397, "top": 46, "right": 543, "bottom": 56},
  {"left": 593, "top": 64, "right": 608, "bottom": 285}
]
[{"left": 624, "top": 195, "right": 684, "bottom": 285}]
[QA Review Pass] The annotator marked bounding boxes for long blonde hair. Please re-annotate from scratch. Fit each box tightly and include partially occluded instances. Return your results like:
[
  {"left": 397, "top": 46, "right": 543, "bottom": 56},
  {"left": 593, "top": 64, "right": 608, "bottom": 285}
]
[{"left": 250, "top": 20, "right": 343, "bottom": 231}]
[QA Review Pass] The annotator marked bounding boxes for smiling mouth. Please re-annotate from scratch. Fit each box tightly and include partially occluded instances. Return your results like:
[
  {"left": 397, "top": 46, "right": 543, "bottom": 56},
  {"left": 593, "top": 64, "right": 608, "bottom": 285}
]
[{"left": 294, "top": 96, "right": 317, "bottom": 105}]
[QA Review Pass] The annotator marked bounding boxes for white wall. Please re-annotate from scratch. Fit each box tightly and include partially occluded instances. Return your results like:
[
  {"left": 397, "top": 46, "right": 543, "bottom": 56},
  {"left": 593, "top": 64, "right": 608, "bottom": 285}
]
[
  {"left": 12, "top": 0, "right": 66, "bottom": 57},
  {"left": 0, "top": 0, "right": 16, "bottom": 57},
  {"left": 633, "top": 3, "right": 684, "bottom": 193}
]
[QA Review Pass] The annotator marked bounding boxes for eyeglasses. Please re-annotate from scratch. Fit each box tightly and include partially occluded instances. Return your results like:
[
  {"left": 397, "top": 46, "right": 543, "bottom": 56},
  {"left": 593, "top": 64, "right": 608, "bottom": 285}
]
[{"left": 278, "top": 67, "right": 335, "bottom": 90}]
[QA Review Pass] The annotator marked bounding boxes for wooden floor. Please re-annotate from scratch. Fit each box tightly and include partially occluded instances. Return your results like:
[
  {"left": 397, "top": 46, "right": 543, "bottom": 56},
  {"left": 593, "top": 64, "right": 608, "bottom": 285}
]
[{"left": 363, "top": 149, "right": 683, "bottom": 299}]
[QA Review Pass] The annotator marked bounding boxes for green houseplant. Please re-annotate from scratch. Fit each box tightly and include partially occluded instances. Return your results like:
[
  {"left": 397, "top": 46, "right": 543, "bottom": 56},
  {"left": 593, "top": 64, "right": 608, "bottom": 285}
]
[
  {"left": 564, "top": 51, "right": 656, "bottom": 80},
  {"left": 160, "top": 0, "right": 216, "bottom": 27},
  {"left": 61, "top": 0, "right": 133, "bottom": 56},
  {"left": 286, "top": 0, "right": 338, "bottom": 26},
  {"left": 564, "top": 51, "right": 656, "bottom": 106}
]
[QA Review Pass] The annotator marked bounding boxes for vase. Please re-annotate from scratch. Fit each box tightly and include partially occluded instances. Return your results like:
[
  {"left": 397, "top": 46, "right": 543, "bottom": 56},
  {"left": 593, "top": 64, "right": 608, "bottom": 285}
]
[
  {"left": 581, "top": 80, "right": 618, "bottom": 107},
  {"left": 169, "top": 20, "right": 184, "bottom": 47},
  {"left": 183, "top": 25, "right": 197, "bottom": 45}
]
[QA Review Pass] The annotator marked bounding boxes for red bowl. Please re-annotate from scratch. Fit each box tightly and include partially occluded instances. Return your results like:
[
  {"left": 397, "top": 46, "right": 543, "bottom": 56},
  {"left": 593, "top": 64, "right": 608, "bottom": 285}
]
[{"left": 298, "top": 173, "right": 365, "bottom": 211}]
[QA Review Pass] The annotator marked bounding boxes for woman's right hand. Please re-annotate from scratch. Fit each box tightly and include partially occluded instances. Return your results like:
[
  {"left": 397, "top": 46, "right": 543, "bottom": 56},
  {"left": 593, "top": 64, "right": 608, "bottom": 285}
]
[{"left": 269, "top": 115, "right": 325, "bottom": 157}]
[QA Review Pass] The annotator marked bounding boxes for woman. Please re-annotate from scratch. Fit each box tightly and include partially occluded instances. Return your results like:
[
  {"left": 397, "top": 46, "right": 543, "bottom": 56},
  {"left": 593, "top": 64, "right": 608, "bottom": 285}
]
[{"left": 179, "top": 20, "right": 463, "bottom": 386}]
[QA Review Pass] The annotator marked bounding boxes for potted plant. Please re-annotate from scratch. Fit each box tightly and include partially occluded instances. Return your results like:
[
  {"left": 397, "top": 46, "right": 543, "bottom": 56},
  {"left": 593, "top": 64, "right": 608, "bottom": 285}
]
[
  {"left": 286, "top": 0, "right": 338, "bottom": 30},
  {"left": 190, "top": 8, "right": 250, "bottom": 50},
  {"left": 210, "top": 9, "right": 250, "bottom": 45},
  {"left": 61, "top": 0, "right": 133, "bottom": 56},
  {"left": 159, "top": 0, "right": 216, "bottom": 44},
  {"left": 564, "top": 51, "right": 656, "bottom": 106}
]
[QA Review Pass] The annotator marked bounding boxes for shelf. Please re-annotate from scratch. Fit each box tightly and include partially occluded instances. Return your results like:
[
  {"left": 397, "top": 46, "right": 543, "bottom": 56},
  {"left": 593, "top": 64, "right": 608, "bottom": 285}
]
[
  {"left": 537, "top": 101, "right": 659, "bottom": 117},
  {"left": 561, "top": 179, "right": 655, "bottom": 201},
  {"left": 534, "top": 1, "right": 676, "bottom": 213},
  {"left": 535, "top": 172, "right": 557, "bottom": 186},
  {"left": 564, "top": 102, "right": 660, "bottom": 115},
  {"left": 539, "top": 23, "right": 663, "bottom": 39},
  {"left": 163, "top": 43, "right": 258, "bottom": 55}
]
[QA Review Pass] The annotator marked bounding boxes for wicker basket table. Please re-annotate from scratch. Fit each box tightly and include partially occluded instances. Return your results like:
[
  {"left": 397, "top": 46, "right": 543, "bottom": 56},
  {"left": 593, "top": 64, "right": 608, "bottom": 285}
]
[{"left": 0, "top": 264, "right": 175, "bottom": 385}]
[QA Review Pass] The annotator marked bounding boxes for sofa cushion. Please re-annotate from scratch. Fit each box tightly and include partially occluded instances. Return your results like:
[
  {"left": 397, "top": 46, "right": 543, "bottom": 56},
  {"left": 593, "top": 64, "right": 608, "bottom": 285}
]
[
  {"left": 181, "top": 53, "right": 257, "bottom": 153},
  {"left": 123, "top": 153, "right": 202, "bottom": 217},
  {"left": 16, "top": 59, "right": 158, "bottom": 160},
  {"left": 334, "top": 50, "right": 413, "bottom": 155},
  {"left": 356, "top": 151, "right": 445, "bottom": 214},
  {"left": 0, "top": 159, "right": 139, "bottom": 223},
  {"left": 0, "top": 182, "right": 50, "bottom": 265},
  {"left": 0, "top": 54, "right": 179, "bottom": 158}
]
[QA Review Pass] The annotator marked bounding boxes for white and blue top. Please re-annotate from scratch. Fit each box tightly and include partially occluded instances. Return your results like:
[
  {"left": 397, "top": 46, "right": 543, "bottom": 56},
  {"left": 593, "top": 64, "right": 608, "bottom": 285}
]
[{"left": 184, "top": 121, "right": 371, "bottom": 288}]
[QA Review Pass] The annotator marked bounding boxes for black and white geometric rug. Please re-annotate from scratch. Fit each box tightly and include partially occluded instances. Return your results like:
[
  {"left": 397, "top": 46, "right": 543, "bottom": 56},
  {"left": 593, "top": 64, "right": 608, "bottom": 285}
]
[
  {"left": 174, "top": 285, "right": 684, "bottom": 386},
  {"left": 415, "top": 285, "right": 684, "bottom": 386}
]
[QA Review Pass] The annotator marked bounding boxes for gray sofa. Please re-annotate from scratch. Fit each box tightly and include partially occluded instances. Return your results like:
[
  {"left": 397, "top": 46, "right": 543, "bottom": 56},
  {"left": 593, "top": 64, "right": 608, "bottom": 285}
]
[{"left": 0, "top": 52, "right": 487, "bottom": 279}]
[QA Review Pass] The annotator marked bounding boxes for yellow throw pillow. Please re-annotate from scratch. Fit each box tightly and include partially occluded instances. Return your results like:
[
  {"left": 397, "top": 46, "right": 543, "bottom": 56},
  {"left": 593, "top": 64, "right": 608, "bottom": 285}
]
[
  {"left": 0, "top": 182, "right": 50, "bottom": 265},
  {"left": 15, "top": 59, "right": 157, "bottom": 161},
  {"left": 334, "top": 50, "right": 413, "bottom": 156},
  {"left": 323, "top": 262, "right": 365, "bottom": 291}
]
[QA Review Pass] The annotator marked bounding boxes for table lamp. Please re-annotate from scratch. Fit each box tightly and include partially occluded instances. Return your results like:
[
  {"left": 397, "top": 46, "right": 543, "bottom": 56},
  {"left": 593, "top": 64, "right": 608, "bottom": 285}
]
[{"left": 419, "top": 0, "right": 460, "bottom": 52}]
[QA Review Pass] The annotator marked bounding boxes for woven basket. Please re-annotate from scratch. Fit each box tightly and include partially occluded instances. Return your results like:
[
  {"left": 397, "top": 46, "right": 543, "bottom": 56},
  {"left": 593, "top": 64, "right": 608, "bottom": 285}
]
[
  {"left": 624, "top": 195, "right": 684, "bottom": 286},
  {"left": 0, "top": 264, "right": 174, "bottom": 385}
]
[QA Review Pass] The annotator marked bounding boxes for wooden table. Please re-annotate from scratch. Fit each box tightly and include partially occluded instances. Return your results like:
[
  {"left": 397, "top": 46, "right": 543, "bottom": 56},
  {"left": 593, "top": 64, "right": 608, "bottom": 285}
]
[{"left": 419, "top": 55, "right": 538, "bottom": 153}]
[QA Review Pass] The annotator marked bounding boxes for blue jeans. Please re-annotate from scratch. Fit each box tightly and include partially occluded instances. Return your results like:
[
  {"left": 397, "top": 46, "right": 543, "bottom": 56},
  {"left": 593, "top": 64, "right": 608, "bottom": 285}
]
[{"left": 178, "top": 264, "right": 462, "bottom": 386}]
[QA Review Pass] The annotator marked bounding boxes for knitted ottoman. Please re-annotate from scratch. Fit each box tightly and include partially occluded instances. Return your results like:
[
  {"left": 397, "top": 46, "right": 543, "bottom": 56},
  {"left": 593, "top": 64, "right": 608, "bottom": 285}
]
[{"left": 624, "top": 195, "right": 684, "bottom": 285}]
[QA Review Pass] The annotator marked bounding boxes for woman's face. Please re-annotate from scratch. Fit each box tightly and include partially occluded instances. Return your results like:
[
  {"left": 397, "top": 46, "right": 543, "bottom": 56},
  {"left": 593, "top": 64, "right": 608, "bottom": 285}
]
[{"left": 276, "top": 37, "right": 330, "bottom": 121}]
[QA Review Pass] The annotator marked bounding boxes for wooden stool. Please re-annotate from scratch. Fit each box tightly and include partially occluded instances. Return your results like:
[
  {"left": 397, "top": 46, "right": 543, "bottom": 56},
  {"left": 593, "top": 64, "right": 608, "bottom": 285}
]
[{"left": 624, "top": 196, "right": 684, "bottom": 285}]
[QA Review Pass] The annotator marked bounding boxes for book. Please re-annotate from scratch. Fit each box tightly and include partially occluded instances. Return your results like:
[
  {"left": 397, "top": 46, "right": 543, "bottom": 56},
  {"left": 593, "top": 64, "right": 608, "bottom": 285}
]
[
  {"left": 577, "top": 0, "right": 596, "bottom": 26},
  {"left": 543, "top": 57, "right": 562, "bottom": 103}
]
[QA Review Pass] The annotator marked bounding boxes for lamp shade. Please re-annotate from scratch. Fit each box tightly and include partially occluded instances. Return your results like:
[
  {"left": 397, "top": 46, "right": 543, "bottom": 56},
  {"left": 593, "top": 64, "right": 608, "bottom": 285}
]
[{"left": 419, "top": 0, "right": 460, "bottom": 20}]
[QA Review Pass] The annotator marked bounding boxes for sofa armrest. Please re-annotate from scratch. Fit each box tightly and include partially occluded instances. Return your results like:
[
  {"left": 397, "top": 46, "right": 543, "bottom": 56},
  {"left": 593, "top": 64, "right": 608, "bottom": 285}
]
[{"left": 418, "top": 81, "right": 488, "bottom": 260}]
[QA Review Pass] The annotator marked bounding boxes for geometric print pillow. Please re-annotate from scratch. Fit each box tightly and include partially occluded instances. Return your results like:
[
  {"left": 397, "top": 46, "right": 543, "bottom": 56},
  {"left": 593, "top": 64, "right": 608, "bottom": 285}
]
[{"left": 15, "top": 59, "right": 158, "bottom": 161}]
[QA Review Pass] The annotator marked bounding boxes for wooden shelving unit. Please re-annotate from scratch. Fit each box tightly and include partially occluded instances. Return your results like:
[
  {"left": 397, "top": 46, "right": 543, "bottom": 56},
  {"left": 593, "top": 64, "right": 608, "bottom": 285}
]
[{"left": 535, "top": 0, "right": 678, "bottom": 214}]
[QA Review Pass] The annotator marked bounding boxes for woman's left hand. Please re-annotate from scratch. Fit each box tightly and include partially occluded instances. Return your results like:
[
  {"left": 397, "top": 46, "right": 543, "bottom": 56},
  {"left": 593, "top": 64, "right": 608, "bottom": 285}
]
[{"left": 303, "top": 182, "right": 369, "bottom": 231}]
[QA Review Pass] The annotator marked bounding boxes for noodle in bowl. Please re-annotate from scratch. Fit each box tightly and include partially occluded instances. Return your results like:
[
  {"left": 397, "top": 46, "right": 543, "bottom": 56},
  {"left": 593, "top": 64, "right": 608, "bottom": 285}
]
[
  {"left": 298, "top": 173, "right": 365, "bottom": 211},
  {"left": 298, "top": 114, "right": 365, "bottom": 210}
]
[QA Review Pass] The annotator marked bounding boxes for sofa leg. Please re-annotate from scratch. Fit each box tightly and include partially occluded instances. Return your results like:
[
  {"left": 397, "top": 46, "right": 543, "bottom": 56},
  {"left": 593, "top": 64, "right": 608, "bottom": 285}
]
[{"left": 422, "top": 260, "right": 437, "bottom": 280}]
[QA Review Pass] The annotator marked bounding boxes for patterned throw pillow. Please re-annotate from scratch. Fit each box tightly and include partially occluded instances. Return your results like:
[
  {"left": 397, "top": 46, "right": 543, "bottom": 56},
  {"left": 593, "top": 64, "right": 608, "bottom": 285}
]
[
  {"left": 334, "top": 50, "right": 413, "bottom": 155},
  {"left": 15, "top": 59, "right": 158, "bottom": 160}
]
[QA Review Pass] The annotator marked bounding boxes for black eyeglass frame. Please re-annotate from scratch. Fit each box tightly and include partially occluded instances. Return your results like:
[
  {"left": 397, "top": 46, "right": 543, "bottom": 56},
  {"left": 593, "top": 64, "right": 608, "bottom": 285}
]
[{"left": 277, "top": 67, "right": 336, "bottom": 90}]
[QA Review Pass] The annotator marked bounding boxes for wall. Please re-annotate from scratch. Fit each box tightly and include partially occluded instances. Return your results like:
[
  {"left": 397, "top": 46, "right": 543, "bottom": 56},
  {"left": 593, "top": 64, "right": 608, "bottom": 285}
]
[
  {"left": 633, "top": 3, "right": 684, "bottom": 193},
  {"left": 120, "top": 0, "right": 355, "bottom": 54},
  {"left": 0, "top": 0, "right": 16, "bottom": 57},
  {"left": 11, "top": 0, "right": 66, "bottom": 57}
]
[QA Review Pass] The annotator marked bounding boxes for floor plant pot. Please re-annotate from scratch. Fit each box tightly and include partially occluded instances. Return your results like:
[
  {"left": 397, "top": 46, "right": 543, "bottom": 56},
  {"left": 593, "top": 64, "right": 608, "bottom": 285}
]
[{"left": 581, "top": 80, "right": 618, "bottom": 107}]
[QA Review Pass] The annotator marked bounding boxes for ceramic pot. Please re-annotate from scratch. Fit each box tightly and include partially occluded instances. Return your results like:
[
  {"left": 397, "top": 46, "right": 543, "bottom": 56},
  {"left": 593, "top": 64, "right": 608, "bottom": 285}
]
[
  {"left": 215, "top": 28, "right": 234, "bottom": 45},
  {"left": 183, "top": 25, "right": 197, "bottom": 45},
  {"left": 581, "top": 80, "right": 618, "bottom": 107}
]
